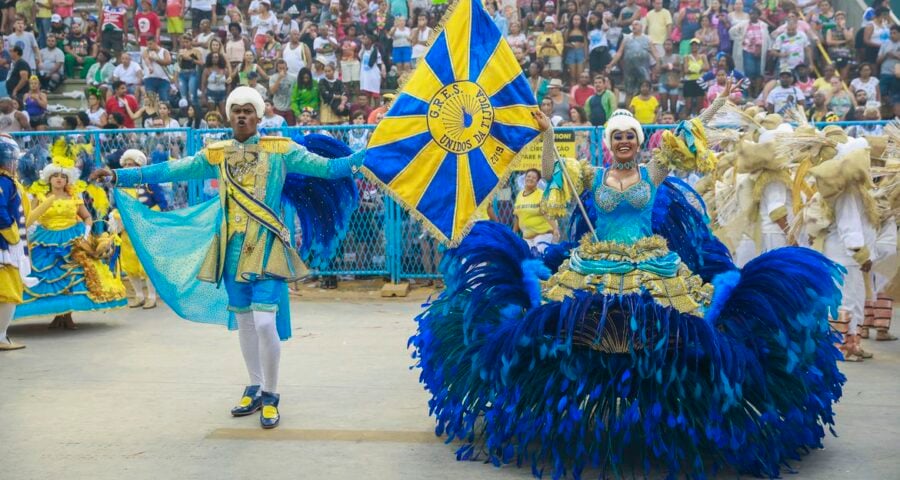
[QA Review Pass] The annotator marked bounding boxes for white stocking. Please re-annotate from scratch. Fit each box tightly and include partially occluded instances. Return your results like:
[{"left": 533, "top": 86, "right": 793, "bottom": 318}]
[
  {"left": 237, "top": 311, "right": 264, "bottom": 388},
  {"left": 0, "top": 303, "right": 14, "bottom": 343},
  {"left": 130, "top": 278, "right": 146, "bottom": 302},
  {"left": 145, "top": 278, "right": 157, "bottom": 302},
  {"left": 254, "top": 310, "right": 281, "bottom": 394}
]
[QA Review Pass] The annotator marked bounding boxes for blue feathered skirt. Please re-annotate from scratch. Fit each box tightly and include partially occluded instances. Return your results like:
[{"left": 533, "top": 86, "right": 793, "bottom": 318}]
[
  {"left": 410, "top": 221, "right": 846, "bottom": 479},
  {"left": 15, "top": 224, "right": 126, "bottom": 319}
]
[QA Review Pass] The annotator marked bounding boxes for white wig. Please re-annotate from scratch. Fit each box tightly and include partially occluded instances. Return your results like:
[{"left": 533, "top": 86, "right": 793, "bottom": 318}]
[
  {"left": 225, "top": 86, "right": 265, "bottom": 120},
  {"left": 603, "top": 109, "right": 645, "bottom": 150},
  {"left": 39, "top": 163, "right": 80, "bottom": 185},
  {"left": 120, "top": 149, "right": 147, "bottom": 167}
]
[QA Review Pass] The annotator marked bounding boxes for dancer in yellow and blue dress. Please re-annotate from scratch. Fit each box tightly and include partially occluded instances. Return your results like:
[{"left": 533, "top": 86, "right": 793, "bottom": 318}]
[
  {"left": 0, "top": 135, "right": 31, "bottom": 351},
  {"left": 14, "top": 159, "right": 127, "bottom": 328},
  {"left": 409, "top": 86, "right": 846, "bottom": 478},
  {"left": 90, "top": 87, "right": 362, "bottom": 429},
  {"left": 108, "top": 149, "right": 168, "bottom": 310}
]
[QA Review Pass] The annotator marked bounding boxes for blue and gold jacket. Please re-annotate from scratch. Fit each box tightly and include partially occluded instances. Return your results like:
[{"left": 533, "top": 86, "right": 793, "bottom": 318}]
[{"left": 115, "top": 134, "right": 359, "bottom": 283}]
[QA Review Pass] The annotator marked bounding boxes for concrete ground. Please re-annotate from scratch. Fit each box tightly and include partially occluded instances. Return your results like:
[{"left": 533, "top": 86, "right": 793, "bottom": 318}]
[{"left": 2, "top": 289, "right": 899, "bottom": 480}]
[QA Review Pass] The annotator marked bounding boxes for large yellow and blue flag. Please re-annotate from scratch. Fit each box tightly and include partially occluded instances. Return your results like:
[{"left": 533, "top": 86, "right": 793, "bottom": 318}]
[{"left": 361, "top": 0, "right": 541, "bottom": 245}]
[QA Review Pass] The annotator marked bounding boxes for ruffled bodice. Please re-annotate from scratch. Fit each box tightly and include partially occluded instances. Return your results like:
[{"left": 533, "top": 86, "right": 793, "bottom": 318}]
[
  {"left": 35, "top": 194, "right": 83, "bottom": 231},
  {"left": 592, "top": 166, "right": 656, "bottom": 244}
]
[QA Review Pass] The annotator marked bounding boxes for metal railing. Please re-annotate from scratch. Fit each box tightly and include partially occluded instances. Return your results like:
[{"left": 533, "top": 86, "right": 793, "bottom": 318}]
[{"left": 9, "top": 120, "right": 891, "bottom": 282}]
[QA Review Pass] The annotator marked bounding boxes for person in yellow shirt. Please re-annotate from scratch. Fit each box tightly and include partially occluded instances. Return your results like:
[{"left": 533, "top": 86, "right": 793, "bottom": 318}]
[
  {"left": 513, "top": 169, "right": 559, "bottom": 253},
  {"left": 536, "top": 16, "right": 565, "bottom": 76},
  {"left": 629, "top": 80, "right": 660, "bottom": 124}
]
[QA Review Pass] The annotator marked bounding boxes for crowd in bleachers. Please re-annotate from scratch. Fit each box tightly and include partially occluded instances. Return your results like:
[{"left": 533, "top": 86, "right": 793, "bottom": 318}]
[{"left": 0, "top": 0, "right": 898, "bottom": 134}]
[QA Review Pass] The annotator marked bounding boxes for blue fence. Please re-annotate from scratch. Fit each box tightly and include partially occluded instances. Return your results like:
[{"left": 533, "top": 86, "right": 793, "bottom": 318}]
[{"left": 9, "top": 120, "right": 890, "bottom": 282}]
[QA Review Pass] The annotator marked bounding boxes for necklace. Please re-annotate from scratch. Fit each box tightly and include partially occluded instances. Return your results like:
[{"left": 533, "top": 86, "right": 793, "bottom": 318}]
[{"left": 611, "top": 160, "right": 636, "bottom": 170}]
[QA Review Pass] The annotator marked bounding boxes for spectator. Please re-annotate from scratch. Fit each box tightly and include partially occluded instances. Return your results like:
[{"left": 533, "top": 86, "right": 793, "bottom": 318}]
[
  {"left": 812, "top": 62, "right": 838, "bottom": 95},
  {"left": 175, "top": 35, "right": 203, "bottom": 107},
  {"left": 106, "top": 80, "right": 143, "bottom": 129},
  {"left": 38, "top": 34, "right": 65, "bottom": 91},
  {"left": 190, "top": 0, "right": 217, "bottom": 32},
  {"left": 861, "top": 6, "right": 891, "bottom": 64},
  {"left": 251, "top": 0, "right": 278, "bottom": 52},
  {"left": 367, "top": 92, "right": 394, "bottom": 124},
  {"left": 540, "top": 97, "right": 563, "bottom": 126},
  {"left": 85, "top": 49, "right": 115, "bottom": 93},
  {"left": 527, "top": 61, "right": 550, "bottom": 104},
  {"left": 807, "top": 90, "right": 830, "bottom": 122},
  {"left": 145, "top": 102, "right": 180, "bottom": 129},
  {"left": 772, "top": 16, "right": 812, "bottom": 73},
  {"left": 546, "top": 78, "right": 570, "bottom": 120},
  {"left": 564, "top": 13, "right": 587, "bottom": 82},
  {"left": 537, "top": 16, "right": 564, "bottom": 77},
  {"left": 181, "top": 104, "right": 208, "bottom": 129},
  {"left": 269, "top": 59, "right": 296, "bottom": 125},
  {"left": 225, "top": 22, "right": 251, "bottom": 70},
  {"left": 676, "top": 0, "right": 703, "bottom": 54},
  {"left": 275, "top": 12, "right": 299, "bottom": 43},
  {"left": 283, "top": 29, "right": 313, "bottom": 78},
  {"left": 8, "top": 18, "right": 41, "bottom": 70},
  {"left": 657, "top": 38, "right": 681, "bottom": 114},
  {"left": 410, "top": 13, "right": 430, "bottom": 67},
  {"left": 705, "top": 69, "right": 742, "bottom": 104},
  {"left": 259, "top": 99, "right": 288, "bottom": 131},
  {"left": 5, "top": 46, "right": 31, "bottom": 105},
  {"left": 607, "top": 21, "right": 658, "bottom": 104},
  {"left": 48, "top": 14, "right": 67, "bottom": 39},
  {"left": 569, "top": 70, "right": 594, "bottom": 107},
  {"left": 63, "top": 20, "right": 97, "bottom": 79},
  {"left": 166, "top": 0, "right": 186, "bottom": 47},
  {"left": 201, "top": 49, "right": 230, "bottom": 115},
  {"left": 630, "top": 80, "right": 660, "bottom": 124},
  {"left": 23, "top": 75, "right": 47, "bottom": 127},
  {"left": 793, "top": 63, "right": 815, "bottom": 100},
  {"left": 359, "top": 33, "right": 385, "bottom": 107},
  {"left": 586, "top": 12, "right": 610, "bottom": 74},
  {"left": 681, "top": 38, "right": 708, "bottom": 117},
  {"left": 85, "top": 91, "right": 108, "bottom": 127},
  {"left": 730, "top": 7, "right": 768, "bottom": 79},
  {"left": 0, "top": 98, "right": 30, "bottom": 133},
  {"left": 644, "top": 0, "right": 674, "bottom": 53},
  {"left": 318, "top": 63, "right": 348, "bottom": 125},
  {"left": 259, "top": 30, "right": 282, "bottom": 75},
  {"left": 825, "top": 10, "right": 854, "bottom": 79},
  {"left": 34, "top": 2, "right": 52, "bottom": 49},
  {"left": 100, "top": 0, "right": 128, "bottom": 57},
  {"left": 141, "top": 36, "right": 172, "bottom": 103},
  {"left": 390, "top": 16, "right": 412, "bottom": 74},
  {"left": 247, "top": 71, "right": 268, "bottom": 99},
  {"left": 313, "top": 24, "right": 339, "bottom": 67},
  {"left": 235, "top": 51, "right": 268, "bottom": 87},
  {"left": 584, "top": 74, "right": 615, "bottom": 126},
  {"left": 766, "top": 68, "right": 805, "bottom": 114},
  {"left": 878, "top": 25, "right": 900, "bottom": 104},
  {"left": 135, "top": 0, "right": 162, "bottom": 50},
  {"left": 291, "top": 67, "right": 319, "bottom": 119},
  {"left": 347, "top": 111, "right": 369, "bottom": 150},
  {"left": 112, "top": 51, "right": 143, "bottom": 94},
  {"left": 696, "top": 15, "right": 719, "bottom": 58},
  {"left": 850, "top": 62, "right": 881, "bottom": 104},
  {"left": 825, "top": 77, "right": 854, "bottom": 119},
  {"left": 617, "top": 0, "right": 641, "bottom": 34},
  {"left": 194, "top": 19, "right": 216, "bottom": 61},
  {"left": 0, "top": 2, "right": 13, "bottom": 36},
  {"left": 513, "top": 168, "right": 559, "bottom": 254},
  {"left": 339, "top": 35, "right": 360, "bottom": 95}
]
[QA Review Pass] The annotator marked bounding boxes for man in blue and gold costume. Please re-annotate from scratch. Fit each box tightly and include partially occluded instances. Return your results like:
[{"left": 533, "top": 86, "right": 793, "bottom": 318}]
[
  {"left": 0, "top": 135, "right": 31, "bottom": 351},
  {"left": 92, "top": 87, "right": 363, "bottom": 429}
]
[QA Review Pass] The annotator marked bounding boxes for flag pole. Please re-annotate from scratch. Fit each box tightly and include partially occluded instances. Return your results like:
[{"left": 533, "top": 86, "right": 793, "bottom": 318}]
[{"left": 552, "top": 144, "right": 599, "bottom": 242}]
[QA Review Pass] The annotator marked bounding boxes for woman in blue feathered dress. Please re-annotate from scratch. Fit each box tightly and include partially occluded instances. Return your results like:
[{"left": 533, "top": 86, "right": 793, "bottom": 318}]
[{"left": 409, "top": 88, "right": 846, "bottom": 479}]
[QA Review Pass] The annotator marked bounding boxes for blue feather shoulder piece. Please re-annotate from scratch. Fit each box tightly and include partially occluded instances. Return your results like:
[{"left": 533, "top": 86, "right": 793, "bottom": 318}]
[{"left": 282, "top": 134, "right": 359, "bottom": 269}]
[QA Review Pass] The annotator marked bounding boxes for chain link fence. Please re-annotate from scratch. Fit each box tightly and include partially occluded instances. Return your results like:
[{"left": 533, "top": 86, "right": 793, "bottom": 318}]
[{"left": 9, "top": 120, "right": 890, "bottom": 282}]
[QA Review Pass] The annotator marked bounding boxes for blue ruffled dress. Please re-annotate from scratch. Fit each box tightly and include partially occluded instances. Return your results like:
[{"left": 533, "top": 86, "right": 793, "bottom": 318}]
[{"left": 410, "top": 162, "right": 846, "bottom": 479}]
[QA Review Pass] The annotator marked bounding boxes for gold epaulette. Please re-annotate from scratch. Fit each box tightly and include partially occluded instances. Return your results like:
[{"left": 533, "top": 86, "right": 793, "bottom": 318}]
[
  {"left": 204, "top": 140, "right": 232, "bottom": 165},
  {"left": 259, "top": 136, "right": 291, "bottom": 154}
]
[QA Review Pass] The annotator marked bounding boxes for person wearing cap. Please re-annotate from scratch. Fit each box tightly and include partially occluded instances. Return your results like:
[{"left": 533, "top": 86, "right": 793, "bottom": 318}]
[
  {"left": 91, "top": 86, "right": 366, "bottom": 429},
  {"left": 135, "top": 0, "right": 162, "bottom": 50},
  {"left": 766, "top": 67, "right": 805, "bottom": 113},
  {"left": 545, "top": 78, "right": 570, "bottom": 120},
  {"left": 537, "top": 15, "right": 564, "bottom": 75},
  {"left": 49, "top": 14, "right": 68, "bottom": 39},
  {"left": 366, "top": 91, "right": 394, "bottom": 124},
  {"left": 771, "top": 16, "right": 812, "bottom": 73}
]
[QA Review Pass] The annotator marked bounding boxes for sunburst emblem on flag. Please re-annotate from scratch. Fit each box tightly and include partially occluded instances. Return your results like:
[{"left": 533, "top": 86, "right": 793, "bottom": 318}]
[{"left": 361, "top": 0, "right": 541, "bottom": 245}]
